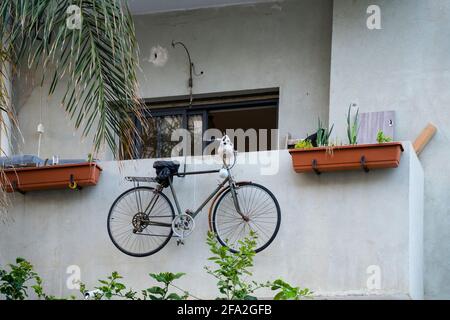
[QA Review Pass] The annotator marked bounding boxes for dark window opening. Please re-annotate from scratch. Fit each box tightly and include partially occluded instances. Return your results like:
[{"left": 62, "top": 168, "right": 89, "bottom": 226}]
[{"left": 131, "top": 89, "right": 279, "bottom": 159}]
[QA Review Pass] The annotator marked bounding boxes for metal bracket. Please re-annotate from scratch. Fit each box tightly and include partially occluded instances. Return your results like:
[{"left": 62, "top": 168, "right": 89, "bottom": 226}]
[
  {"left": 12, "top": 181, "right": 26, "bottom": 195},
  {"left": 360, "top": 156, "right": 370, "bottom": 173},
  {"left": 69, "top": 174, "right": 83, "bottom": 190},
  {"left": 312, "top": 159, "right": 321, "bottom": 175}
]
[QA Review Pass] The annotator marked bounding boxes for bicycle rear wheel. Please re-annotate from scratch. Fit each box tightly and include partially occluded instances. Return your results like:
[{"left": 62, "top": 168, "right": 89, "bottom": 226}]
[
  {"left": 107, "top": 186, "right": 174, "bottom": 257},
  {"left": 211, "top": 182, "right": 281, "bottom": 253}
]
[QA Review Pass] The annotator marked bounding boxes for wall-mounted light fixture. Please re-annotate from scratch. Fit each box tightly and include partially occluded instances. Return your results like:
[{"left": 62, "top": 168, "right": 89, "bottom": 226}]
[{"left": 172, "top": 40, "right": 204, "bottom": 107}]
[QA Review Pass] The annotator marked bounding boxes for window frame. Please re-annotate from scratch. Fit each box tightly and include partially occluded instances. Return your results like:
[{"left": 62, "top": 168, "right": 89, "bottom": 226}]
[{"left": 134, "top": 94, "right": 279, "bottom": 159}]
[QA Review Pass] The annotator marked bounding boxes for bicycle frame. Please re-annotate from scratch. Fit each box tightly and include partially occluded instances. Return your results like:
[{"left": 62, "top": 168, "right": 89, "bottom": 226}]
[
  {"left": 168, "top": 167, "right": 244, "bottom": 220},
  {"left": 134, "top": 148, "right": 245, "bottom": 231}
]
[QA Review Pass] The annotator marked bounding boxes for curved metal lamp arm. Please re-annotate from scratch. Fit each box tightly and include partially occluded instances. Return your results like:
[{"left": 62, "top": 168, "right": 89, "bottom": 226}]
[{"left": 172, "top": 40, "right": 203, "bottom": 107}]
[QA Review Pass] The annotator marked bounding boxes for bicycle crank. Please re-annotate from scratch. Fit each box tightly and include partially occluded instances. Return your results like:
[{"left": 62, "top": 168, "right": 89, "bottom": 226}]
[{"left": 172, "top": 214, "right": 195, "bottom": 239}]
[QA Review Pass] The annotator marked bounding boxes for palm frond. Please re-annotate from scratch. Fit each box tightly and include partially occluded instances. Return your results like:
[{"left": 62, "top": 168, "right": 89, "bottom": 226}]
[{"left": 0, "top": 0, "right": 145, "bottom": 159}]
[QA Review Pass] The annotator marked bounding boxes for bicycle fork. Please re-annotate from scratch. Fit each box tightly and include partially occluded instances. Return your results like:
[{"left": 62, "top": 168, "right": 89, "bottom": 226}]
[{"left": 228, "top": 182, "right": 248, "bottom": 221}]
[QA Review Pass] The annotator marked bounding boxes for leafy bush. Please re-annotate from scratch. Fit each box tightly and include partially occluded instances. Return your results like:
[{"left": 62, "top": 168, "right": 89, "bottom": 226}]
[
  {"left": 376, "top": 130, "right": 393, "bottom": 143},
  {"left": 79, "top": 271, "right": 138, "bottom": 300},
  {"left": 205, "top": 231, "right": 311, "bottom": 300},
  {"left": 80, "top": 271, "right": 189, "bottom": 300},
  {"left": 143, "top": 272, "right": 188, "bottom": 300},
  {"left": 0, "top": 257, "right": 64, "bottom": 300},
  {"left": 270, "top": 279, "right": 312, "bottom": 300},
  {"left": 205, "top": 231, "right": 260, "bottom": 300},
  {"left": 4, "top": 235, "right": 311, "bottom": 300},
  {"left": 0, "top": 258, "right": 39, "bottom": 300}
]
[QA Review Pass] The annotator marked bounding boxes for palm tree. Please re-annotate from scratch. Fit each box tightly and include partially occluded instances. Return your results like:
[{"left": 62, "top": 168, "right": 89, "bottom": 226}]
[{"left": 0, "top": 0, "right": 144, "bottom": 160}]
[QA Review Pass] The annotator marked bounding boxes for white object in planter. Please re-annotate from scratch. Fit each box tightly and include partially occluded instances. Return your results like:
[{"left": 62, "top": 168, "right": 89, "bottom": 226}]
[
  {"left": 358, "top": 111, "right": 395, "bottom": 144},
  {"left": 37, "top": 123, "right": 45, "bottom": 157}
]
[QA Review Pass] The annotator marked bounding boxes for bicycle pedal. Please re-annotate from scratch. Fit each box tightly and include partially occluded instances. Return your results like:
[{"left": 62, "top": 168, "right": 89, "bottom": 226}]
[
  {"left": 176, "top": 239, "right": 185, "bottom": 246},
  {"left": 185, "top": 209, "right": 194, "bottom": 215}
]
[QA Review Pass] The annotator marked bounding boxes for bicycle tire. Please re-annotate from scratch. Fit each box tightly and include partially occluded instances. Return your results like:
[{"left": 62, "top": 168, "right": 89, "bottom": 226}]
[
  {"left": 107, "top": 186, "right": 175, "bottom": 257},
  {"left": 211, "top": 182, "right": 281, "bottom": 253}
]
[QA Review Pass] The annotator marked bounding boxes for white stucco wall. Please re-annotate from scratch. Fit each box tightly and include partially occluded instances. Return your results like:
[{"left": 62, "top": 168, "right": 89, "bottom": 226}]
[
  {"left": 4, "top": 0, "right": 444, "bottom": 299},
  {"left": 329, "top": 0, "right": 450, "bottom": 299},
  {"left": 0, "top": 145, "right": 423, "bottom": 299},
  {"left": 13, "top": 0, "right": 333, "bottom": 160}
]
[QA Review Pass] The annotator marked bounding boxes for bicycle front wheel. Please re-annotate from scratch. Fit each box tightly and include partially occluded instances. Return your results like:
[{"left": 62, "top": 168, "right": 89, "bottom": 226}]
[
  {"left": 107, "top": 186, "right": 175, "bottom": 257},
  {"left": 211, "top": 182, "right": 281, "bottom": 253}
]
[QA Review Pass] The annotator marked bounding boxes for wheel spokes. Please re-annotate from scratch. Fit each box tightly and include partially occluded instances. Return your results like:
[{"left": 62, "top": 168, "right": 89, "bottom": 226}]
[
  {"left": 214, "top": 184, "right": 279, "bottom": 252},
  {"left": 109, "top": 188, "right": 174, "bottom": 256}
]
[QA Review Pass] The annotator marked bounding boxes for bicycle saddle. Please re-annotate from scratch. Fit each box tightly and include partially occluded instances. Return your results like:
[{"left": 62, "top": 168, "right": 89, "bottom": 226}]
[{"left": 153, "top": 161, "right": 180, "bottom": 175}]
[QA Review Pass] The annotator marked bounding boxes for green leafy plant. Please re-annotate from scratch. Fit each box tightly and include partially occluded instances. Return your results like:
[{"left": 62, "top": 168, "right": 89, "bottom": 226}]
[
  {"left": 0, "top": 258, "right": 40, "bottom": 300},
  {"left": 142, "top": 272, "right": 188, "bottom": 300},
  {"left": 270, "top": 279, "right": 312, "bottom": 300},
  {"left": 295, "top": 139, "right": 313, "bottom": 149},
  {"left": 205, "top": 231, "right": 311, "bottom": 300},
  {"left": 316, "top": 118, "right": 334, "bottom": 147},
  {"left": 79, "top": 271, "right": 138, "bottom": 300},
  {"left": 376, "top": 130, "right": 393, "bottom": 143},
  {"left": 0, "top": 0, "right": 146, "bottom": 160},
  {"left": 6, "top": 233, "right": 311, "bottom": 301},
  {"left": 346, "top": 104, "right": 359, "bottom": 145},
  {"left": 80, "top": 271, "right": 189, "bottom": 300},
  {"left": 205, "top": 231, "right": 260, "bottom": 300},
  {"left": 0, "top": 257, "right": 65, "bottom": 300}
]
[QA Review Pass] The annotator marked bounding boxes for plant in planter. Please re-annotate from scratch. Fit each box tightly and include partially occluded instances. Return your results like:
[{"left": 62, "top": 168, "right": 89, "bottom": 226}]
[
  {"left": 376, "top": 130, "right": 393, "bottom": 143},
  {"left": 304, "top": 118, "right": 334, "bottom": 147},
  {"left": 288, "top": 106, "right": 404, "bottom": 174},
  {"left": 347, "top": 104, "right": 359, "bottom": 145},
  {"left": 294, "top": 139, "right": 313, "bottom": 150},
  {"left": 317, "top": 118, "right": 334, "bottom": 147}
]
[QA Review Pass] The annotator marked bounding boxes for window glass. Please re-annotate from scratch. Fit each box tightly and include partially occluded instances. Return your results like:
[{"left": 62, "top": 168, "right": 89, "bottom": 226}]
[
  {"left": 141, "top": 115, "right": 183, "bottom": 158},
  {"left": 131, "top": 93, "right": 279, "bottom": 159}
]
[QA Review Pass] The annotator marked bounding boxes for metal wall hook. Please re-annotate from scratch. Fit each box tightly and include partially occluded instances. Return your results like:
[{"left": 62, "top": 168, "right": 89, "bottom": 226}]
[
  {"left": 312, "top": 159, "right": 321, "bottom": 175},
  {"left": 360, "top": 156, "right": 370, "bottom": 173},
  {"left": 172, "top": 40, "right": 204, "bottom": 107}
]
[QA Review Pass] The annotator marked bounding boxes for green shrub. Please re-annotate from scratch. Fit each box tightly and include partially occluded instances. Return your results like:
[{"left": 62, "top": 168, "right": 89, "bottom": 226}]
[
  {"left": 205, "top": 231, "right": 312, "bottom": 300},
  {"left": 79, "top": 271, "right": 138, "bottom": 300},
  {"left": 270, "top": 279, "right": 312, "bottom": 300},
  {"left": 0, "top": 258, "right": 39, "bottom": 300},
  {"left": 80, "top": 271, "right": 189, "bottom": 300},
  {"left": 0, "top": 257, "right": 65, "bottom": 300},
  {"left": 5, "top": 235, "right": 312, "bottom": 300},
  {"left": 143, "top": 272, "right": 188, "bottom": 300}
]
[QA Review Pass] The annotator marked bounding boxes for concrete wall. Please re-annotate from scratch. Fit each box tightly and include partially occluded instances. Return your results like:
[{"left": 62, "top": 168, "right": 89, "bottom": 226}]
[
  {"left": 13, "top": 0, "right": 333, "bottom": 159},
  {"left": 0, "top": 144, "right": 423, "bottom": 299},
  {"left": 329, "top": 0, "right": 450, "bottom": 299}
]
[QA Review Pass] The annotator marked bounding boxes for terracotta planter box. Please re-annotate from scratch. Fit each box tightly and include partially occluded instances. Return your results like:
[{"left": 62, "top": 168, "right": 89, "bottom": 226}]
[
  {"left": 1, "top": 162, "right": 102, "bottom": 193},
  {"left": 288, "top": 142, "right": 404, "bottom": 174}
]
